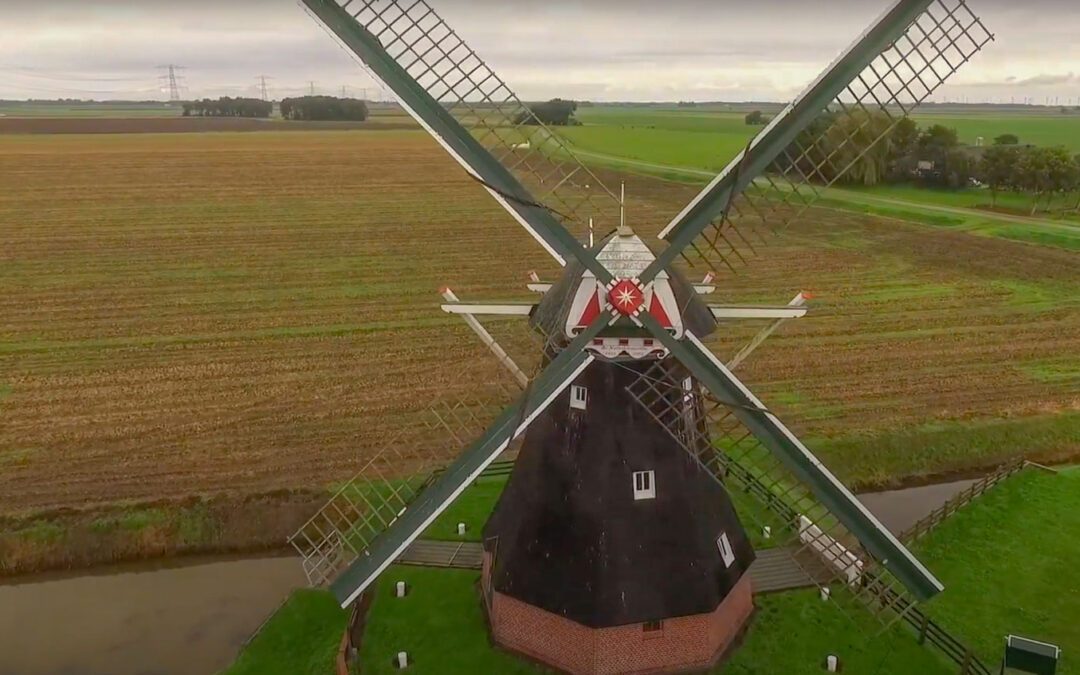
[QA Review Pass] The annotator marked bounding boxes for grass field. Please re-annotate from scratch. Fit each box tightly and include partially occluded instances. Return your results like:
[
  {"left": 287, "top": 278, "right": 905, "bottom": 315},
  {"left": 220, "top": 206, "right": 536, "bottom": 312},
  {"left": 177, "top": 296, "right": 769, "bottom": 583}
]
[
  {"left": 223, "top": 589, "right": 347, "bottom": 675},
  {"left": 573, "top": 106, "right": 1080, "bottom": 163},
  {"left": 915, "top": 466, "right": 1080, "bottom": 673},
  {"left": 1, "top": 129, "right": 1079, "bottom": 517},
  {"left": 230, "top": 569, "right": 955, "bottom": 675},
  {"left": 228, "top": 467, "right": 1079, "bottom": 674},
  {"left": 0, "top": 102, "right": 182, "bottom": 118}
]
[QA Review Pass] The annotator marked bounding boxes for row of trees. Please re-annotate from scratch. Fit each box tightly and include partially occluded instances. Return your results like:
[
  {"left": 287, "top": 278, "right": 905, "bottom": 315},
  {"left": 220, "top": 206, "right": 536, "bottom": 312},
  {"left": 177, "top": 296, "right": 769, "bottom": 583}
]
[
  {"left": 782, "top": 111, "right": 1080, "bottom": 213},
  {"left": 279, "top": 96, "right": 368, "bottom": 121},
  {"left": 181, "top": 97, "right": 271, "bottom": 118},
  {"left": 982, "top": 144, "right": 1080, "bottom": 213}
]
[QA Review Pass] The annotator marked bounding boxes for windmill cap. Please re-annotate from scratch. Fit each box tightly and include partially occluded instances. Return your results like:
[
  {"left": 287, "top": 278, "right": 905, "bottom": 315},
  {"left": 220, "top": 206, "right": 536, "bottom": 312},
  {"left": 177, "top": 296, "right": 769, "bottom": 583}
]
[{"left": 616, "top": 225, "right": 635, "bottom": 237}]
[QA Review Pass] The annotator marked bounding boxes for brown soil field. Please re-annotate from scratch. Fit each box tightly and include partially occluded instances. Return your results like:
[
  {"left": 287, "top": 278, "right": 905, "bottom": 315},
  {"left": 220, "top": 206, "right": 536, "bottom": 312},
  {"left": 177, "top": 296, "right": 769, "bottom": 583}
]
[
  {"left": 0, "top": 116, "right": 416, "bottom": 134},
  {"left": 1, "top": 129, "right": 1078, "bottom": 516}
]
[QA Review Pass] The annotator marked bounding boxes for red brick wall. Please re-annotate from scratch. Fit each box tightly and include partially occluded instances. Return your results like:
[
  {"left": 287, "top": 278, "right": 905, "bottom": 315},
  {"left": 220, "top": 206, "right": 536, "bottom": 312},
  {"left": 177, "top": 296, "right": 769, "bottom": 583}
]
[{"left": 485, "top": 563, "right": 754, "bottom": 675}]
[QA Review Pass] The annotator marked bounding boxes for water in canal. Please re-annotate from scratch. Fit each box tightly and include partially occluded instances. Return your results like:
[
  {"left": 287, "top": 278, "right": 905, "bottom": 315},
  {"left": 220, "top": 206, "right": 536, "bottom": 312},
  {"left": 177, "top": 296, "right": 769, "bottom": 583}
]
[{"left": 0, "top": 477, "right": 978, "bottom": 675}]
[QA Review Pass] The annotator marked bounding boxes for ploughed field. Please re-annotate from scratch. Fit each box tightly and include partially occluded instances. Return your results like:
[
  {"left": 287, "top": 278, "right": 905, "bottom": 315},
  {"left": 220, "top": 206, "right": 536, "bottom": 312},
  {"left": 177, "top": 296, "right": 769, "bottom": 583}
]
[{"left": 1, "top": 129, "right": 1078, "bottom": 514}]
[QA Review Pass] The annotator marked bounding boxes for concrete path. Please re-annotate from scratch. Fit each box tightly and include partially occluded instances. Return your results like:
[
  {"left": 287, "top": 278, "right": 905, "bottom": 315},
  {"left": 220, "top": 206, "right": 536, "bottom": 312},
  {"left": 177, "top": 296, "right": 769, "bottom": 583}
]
[{"left": 398, "top": 540, "right": 819, "bottom": 594}]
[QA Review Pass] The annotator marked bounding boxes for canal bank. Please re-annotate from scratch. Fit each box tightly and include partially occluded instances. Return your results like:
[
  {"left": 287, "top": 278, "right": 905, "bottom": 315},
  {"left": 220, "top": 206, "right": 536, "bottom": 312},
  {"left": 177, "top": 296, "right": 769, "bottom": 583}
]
[{"left": 0, "top": 476, "right": 985, "bottom": 675}]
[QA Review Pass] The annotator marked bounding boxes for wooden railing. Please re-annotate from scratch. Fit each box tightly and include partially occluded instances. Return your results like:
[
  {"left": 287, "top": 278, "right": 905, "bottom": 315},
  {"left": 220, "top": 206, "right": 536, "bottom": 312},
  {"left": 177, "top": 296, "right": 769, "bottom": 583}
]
[
  {"left": 860, "top": 571, "right": 993, "bottom": 675},
  {"left": 903, "top": 605, "right": 992, "bottom": 675},
  {"left": 900, "top": 458, "right": 1027, "bottom": 545}
]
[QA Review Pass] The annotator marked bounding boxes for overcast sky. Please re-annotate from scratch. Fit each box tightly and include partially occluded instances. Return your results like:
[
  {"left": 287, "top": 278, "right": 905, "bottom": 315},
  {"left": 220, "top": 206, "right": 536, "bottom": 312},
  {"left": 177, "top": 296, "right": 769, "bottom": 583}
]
[{"left": 2, "top": 0, "right": 1078, "bottom": 104}]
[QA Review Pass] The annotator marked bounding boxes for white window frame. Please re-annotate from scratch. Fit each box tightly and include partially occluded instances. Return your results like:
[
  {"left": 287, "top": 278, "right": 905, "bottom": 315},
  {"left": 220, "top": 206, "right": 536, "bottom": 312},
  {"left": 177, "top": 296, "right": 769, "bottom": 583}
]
[
  {"left": 570, "top": 384, "right": 588, "bottom": 411},
  {"left": 632, "top": 470, "right": 655, "bottom": 501},
  {"left": 717, "top": 531, "right": 736, "bottom": 568}
]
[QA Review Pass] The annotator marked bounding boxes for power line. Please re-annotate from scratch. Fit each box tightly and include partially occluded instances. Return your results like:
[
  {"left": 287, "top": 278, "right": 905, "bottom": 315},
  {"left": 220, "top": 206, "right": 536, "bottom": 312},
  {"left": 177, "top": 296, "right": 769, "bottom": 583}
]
[
  {"left": 156, "top": 64, "right": 185, "bottom": 102},
  {"left": 256, "top": 75, "right": 273, "bottom": 101}
]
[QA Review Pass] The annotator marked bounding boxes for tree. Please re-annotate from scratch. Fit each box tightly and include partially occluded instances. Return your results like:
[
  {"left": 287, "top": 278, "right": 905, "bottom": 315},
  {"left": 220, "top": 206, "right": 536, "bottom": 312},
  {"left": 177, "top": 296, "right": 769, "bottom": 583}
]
[
  {"left": 942, "top": 148, "right": 975, "bottom": 189},
  {"left": 1074, "top": 155, "right": 1080, "bottom": 212},
  {"left": 979, "top": 145, "right": 1020, "bottom": 207},
  {"left": 515, "top": 99, "right": 578, "bottom": 126},
  {"left": 279, "top": 96, "right": 368, "bottom": 121},
  {"left": 1015, "top": 147, "right": 1054, "bottom": 215},
  {"left": 917, "top": 124, "right": 960, "bottom": 187},
  {"left": 821, "top": 110, "right": 895, "bottom": 186},
  {"left": 744, "top": 110, "right": 765, "bottom": 125},
  {"left": 181, "top": 97, "right": 271, "bottom": 118},
  {"left": 885, "top": 116, "right": 920, "bottom": 181},
  {"left": 1045, "top": 146, "right": 1079, "bottom": 212},
  {"left": 994, "top": 133, "right": 1019, "bottom": 145}
]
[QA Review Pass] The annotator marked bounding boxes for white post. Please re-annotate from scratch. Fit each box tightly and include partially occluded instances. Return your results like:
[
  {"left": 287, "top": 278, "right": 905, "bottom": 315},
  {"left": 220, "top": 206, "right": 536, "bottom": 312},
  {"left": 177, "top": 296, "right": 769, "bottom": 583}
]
[
  {"left": 589, "top": 217, "right": 594, "bottom": 248},
  {"left": 397, "top": 651, "right": 409, "bottom": 668},
  {"left": 762, "top": 526, "right": 772, "bottom": 540},
  {"left": 395, "top": 581, "right": 407, "bottom": 598},
  {"left": 826, "top": 654, "right": 839, "bottom": 672},
  {"left": 457, "top": 522, "right": 466, "bottom": 536},
  {"left": 820, "top": 586, "right": 831, "bottom": 602}
]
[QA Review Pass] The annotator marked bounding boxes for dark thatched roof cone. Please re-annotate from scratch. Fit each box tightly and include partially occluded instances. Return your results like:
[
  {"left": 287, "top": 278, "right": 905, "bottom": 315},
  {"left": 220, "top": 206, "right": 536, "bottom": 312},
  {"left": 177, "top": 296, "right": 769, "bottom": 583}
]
[{"left": 483, "top": 355, "right": 755, "bottom": 628}]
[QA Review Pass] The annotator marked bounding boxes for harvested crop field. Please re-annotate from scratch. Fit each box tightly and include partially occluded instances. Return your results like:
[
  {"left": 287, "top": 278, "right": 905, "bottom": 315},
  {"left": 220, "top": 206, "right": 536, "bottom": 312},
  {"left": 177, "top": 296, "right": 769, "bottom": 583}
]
[{"left": 1, "top": 129, "right": 1078, "bottom": 515}]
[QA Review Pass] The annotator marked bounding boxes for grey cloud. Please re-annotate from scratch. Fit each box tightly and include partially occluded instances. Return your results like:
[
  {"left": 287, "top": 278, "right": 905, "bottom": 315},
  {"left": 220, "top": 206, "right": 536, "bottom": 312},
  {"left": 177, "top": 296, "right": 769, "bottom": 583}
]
[{"left": 1, "top": 0, "right": 1078, "bottom": 101}]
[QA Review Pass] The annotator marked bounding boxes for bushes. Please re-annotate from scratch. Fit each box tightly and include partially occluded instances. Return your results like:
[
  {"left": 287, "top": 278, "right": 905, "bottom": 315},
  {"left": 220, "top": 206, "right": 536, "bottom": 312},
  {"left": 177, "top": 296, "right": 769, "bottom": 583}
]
[
  {"left": 182, "top": 97, "right": 271, "bottom": 118},
  {"left": 280, "top": 96, "right": 369, "bottom": 121}
]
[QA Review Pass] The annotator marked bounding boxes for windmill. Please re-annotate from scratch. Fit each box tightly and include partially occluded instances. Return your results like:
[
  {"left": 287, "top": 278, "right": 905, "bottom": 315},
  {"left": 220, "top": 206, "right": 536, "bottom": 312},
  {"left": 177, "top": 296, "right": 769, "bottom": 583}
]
[{"left": 290, "top": 1, "right": 993, "bottom": 672}]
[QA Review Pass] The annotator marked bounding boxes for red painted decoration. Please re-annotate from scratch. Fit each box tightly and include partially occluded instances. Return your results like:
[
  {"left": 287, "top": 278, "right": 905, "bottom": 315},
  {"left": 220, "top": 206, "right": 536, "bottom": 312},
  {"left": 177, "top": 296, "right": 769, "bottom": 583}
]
[
  {"left": 647, "top": 292, "right": 672, "bottom": 327},
  {"left": 577, "top": 291, "right": 602, "bottom": 328},
  {"left": 607, "top": 279, "right": 645, "bottom": 316}
]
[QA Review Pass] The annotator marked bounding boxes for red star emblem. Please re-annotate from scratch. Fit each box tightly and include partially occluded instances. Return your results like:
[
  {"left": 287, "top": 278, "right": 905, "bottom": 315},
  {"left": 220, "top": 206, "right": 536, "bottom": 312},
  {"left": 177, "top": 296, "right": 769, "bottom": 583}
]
[{"left": 607, "top": 279, "right": 645, "bottom": 316}]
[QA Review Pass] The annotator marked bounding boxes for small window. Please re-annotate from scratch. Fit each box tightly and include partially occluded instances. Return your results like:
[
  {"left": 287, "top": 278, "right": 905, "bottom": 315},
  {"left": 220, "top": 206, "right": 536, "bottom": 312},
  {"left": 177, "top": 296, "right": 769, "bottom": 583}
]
[
  {"left": 717, "top": 532, "right": 736, "bottom": 568},
  {"left": 633, "top": 470, "right": 655, "bottom": 500},
  {"left": 643, "top": 339, "right": 654, "bottom": 347},
  {"left": 570, "top": 385, "right": 588, "bottom": 411},
  {"left": 642, "top": 620, "right": 663, "bottom": 633},
  {"left": 618, "top": 338, "right": 630, "bottom": 346}
]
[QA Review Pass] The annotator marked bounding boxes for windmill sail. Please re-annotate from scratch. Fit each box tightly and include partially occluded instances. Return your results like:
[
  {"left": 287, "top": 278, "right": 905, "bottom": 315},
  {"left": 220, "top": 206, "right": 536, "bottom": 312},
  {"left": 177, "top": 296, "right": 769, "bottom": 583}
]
[
  {"left": 301, "top": 0, "right": 620, "bottom": 264},
  {"left": 292, "top": 318, "right": 608, "bottom": 606},
  {"left": 294, "top": 0, "right": 993, "bottom": 625},
  {"left": 645, "top": 0, "right": 993, "bottom": 281}
]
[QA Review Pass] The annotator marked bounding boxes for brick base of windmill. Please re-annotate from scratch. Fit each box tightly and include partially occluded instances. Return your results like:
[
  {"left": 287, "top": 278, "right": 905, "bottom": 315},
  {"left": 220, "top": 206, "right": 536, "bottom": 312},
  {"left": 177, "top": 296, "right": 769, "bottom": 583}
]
[{"left": 481, "top": 551, "right": 754, "bottom": 675}]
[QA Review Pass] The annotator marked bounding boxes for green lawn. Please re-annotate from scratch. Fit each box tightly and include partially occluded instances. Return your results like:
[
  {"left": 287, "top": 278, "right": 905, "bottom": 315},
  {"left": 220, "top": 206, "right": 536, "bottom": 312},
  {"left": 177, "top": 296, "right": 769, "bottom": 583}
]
[
  {"left": 422, "top": 474, "right": 507, "bottom": 542},
  {"left": 356, "top": 566, "right": 952, "bottom": 675},
  {"left": 223, "top": 589, "right": 347, "bottom": 675},
  {"left": 360, "top": 566, "right": 546, "bottom": 674},
  {"left": 226, "top": 468, "right": 1080, "bottom": 675},
  {"left": 726, "top": 590, "right": 953, "bottom": 675},
  {"left": 915, "top": 466, "right": 1080, "bottom": 673}
]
